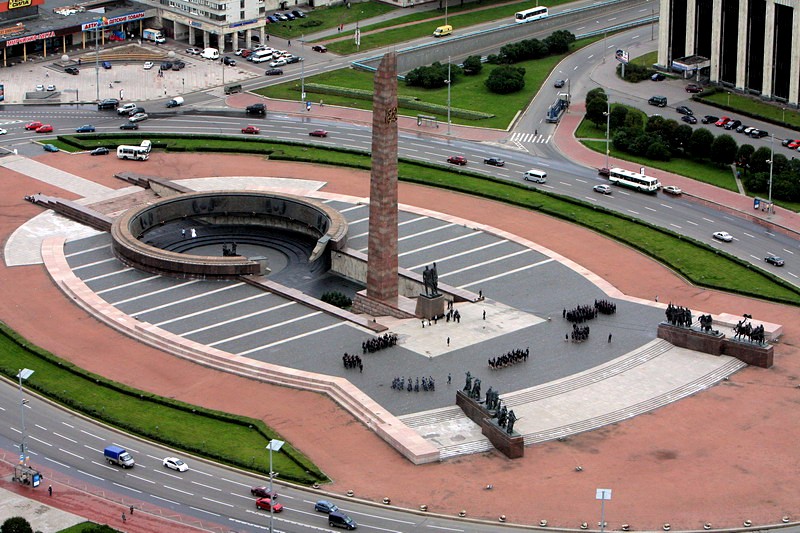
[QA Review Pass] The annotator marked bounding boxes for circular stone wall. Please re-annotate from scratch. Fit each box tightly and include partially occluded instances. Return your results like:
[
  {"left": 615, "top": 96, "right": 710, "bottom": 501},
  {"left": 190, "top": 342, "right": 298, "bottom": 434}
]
[{"left": 111, "top": 191, "right": 348, "bottom": 279}]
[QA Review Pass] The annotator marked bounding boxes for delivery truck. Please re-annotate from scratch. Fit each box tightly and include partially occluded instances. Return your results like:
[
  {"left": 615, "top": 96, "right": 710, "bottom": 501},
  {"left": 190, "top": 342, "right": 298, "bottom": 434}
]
[
  {"left": 104, "top": 445, "right": 135, "bottom": 468},
  {"left": 142, "top": 28, "right": 166, "bottom": 44},
  {"left": 166, "top": 96, "right": 184, "bottom": 108}
]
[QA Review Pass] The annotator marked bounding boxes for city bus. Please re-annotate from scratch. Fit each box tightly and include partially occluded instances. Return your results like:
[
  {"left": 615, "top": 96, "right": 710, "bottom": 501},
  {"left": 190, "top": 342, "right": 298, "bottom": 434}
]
[
  {"left": 515, "top": 6, "right": 549, "bottom": 23},
  {"left": 607, "top": 167, "right": 660, "bottom": 193}
]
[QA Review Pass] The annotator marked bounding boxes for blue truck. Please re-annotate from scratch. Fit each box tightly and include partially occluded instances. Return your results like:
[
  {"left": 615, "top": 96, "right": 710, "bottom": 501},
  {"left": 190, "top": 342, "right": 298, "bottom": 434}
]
[
  {"left": 546, "top": 92, "right": 571, "bottom": 123},
  {"left": 104, "top": 445, "right": 135, "bottom": 468}
]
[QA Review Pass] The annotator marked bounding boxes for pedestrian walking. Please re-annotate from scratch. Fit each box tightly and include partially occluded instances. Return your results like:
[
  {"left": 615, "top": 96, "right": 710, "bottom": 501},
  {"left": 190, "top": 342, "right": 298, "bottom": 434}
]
[
  {"left": 447, "top": 373, "right": 451, "bottom": 385},
  {"left": 287, "top": 39, "right": 291, "bottom": 46},
  {"left": 447, "top": 336, "right": 450, "bottom": 346},
  {"left": 181, "top": 228, "right": 186, "bottom": 238},
  {"left": 534, "top": 129, "right": 538, "bottom": 136},
  {"left": 655, "top": 295, "right": 659, "bottom": 302},
  {"left": 483, "top": 310, "right": 486, "bottom": 320},
  {"left": 48, "top": 485, "right": 52, "bottom": 497},
  {"left": 608, "top": 333, "right": 612, "bottom": 343},
  {"left": 130, "top": 505, "right": 134, "bottom": 515},
  {"left": 122, "top": 512, "right": 127, "bottom": 523}
]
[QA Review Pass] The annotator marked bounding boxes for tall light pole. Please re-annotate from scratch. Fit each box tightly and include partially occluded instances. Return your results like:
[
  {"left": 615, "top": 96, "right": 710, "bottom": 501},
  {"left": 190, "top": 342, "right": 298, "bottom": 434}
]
[
  {"left": 768, "top": 134, "right": 774, "bottom": 216},
  {"left": 94, "top": 20, "right": 101, "bottom": 101},
  {"left": 266, "top": 439, "right": 284, "bottom": 533},
  {"left": 444, "top": 0, "right": 448, "bottom": 26},
  {"left": 300, "top": 56, "right": 306, "bottom": 111},
  {"left": 17, "top": 368, "right": 34, "bottom": 466},
  {"left": 446, "top": 57, "right": 451, "bottom": 135},
  {"left": 604, "top": 99, "right": 611, "bottom": 169}
]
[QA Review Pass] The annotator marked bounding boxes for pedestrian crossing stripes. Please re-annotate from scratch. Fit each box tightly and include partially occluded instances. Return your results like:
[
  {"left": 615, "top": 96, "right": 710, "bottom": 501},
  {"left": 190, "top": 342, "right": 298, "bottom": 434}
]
[{"left": 510, "top": 132, "right": 551, "bottom": 144}]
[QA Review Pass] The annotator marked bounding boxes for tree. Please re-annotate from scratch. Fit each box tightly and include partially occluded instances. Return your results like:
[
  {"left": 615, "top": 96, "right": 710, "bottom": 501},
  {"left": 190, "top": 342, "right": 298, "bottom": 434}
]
[
  {"left": 405, "top": 62, "right": 458, "bottom": 89},
  {"left": 462, "top": 55, "right": 482, "bottom": 75},
  {"left": 586, "top": 87, "right": 607, "bottom": 107},
  {"left": 749, "top": 146, "right": 772, "bottom": 174},
  {"left": 586, "top": 97, "right": 609, "bottom": 127},
  {"left": 687, "top": 128, "right": 714, "bottom": 160},
  {"left": 672, "top": 124, "right": 694, "bottom": 154},
  {"left": 484, "top": 65, "right": 526, "bottom": 94},
  {"left": 1, "top": 517, "right": 33, "bottom": 533},
  {"left": 736, "top": 144, "right": 755, "bottom": 168},
  {"left": 544, "top": 30, "right": 575, "bottom": 54},
  {"left": 646, "top": 140, "right": 672, "bottom": 161},
  {"left": 710, "top": 134, "right": 738, "bottom": 166}
]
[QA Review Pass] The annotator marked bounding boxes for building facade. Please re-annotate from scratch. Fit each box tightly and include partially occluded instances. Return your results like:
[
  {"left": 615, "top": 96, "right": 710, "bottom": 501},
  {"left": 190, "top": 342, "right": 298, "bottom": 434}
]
[{"left": 657, "top": 0, "right": 800, "bottom": 106}]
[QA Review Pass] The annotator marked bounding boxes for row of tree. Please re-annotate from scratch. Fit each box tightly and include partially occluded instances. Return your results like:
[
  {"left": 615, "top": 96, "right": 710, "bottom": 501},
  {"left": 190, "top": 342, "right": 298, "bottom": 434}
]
[{"left": 585, "top": 88, "right": 800, "bottom": 201}]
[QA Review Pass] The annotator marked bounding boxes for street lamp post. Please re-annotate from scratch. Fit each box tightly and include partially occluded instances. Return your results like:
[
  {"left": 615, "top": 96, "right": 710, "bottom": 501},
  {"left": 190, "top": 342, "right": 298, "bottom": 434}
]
[
  {"left": 604, "top": 100, "right": 611, "bottom": 169},
  {"left": 17, "top": 368, "right": 34, "bottom": 466},
  {"left": 444, "top": 0, "right": 448, "bottom": 26},
  {"left": 768, "top": 134, "right": 774, "bottom": 216},
  {"left": 445, "top": 58, "right": 452, "bottom": 135},
  {"left": 300, "top": 56, "right": 306, "bottom": 111},
  {"left": 94, "top": 21, "right": 101, "bottom": 101},
  {"left": 266, "top": 439, "right": 284, "bottom": 533}
]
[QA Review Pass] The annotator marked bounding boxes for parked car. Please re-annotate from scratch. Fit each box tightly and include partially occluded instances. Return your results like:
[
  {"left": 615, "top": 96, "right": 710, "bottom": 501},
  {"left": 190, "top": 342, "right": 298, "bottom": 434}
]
[
  {"left": 787, "top": 140, "right": 800, "bottom": 149},
  {"left": 35, "top": 84, "right": 44, "bottom": 91},
  {"left": 241, "top": 125, "right": 260, "bottom": 134},
  {"left": 143, "top": 61, "right": 154, "bottom": 70},
  {"left": 270, "top": 58, "right": 287, "bottom": 67},
  {"left": 593, "top": 184, "right": 612, "bottom": 194},
  {"left": 681, "top": 115, "right": 697, "bottom": 124},
  {"left": 447, "top": 155, "right": 467, "bottom": 165},
  {"left": 25, "top": 121, "right": 43, "bottom": 130},
  {"left": 223, "top": 56, "right": 236, "bottom": 66},
  {"left": 650, "top": 72, "right": 665, "bottom": 81},
  {"left": 292, "top": 9, "right": 306, "bottom": 17},
  {"left": 267, "top": 15, "right": 279, "bottom": 23},
  {"left": 76, "top": 124, "right": 95, "bottom": 133},
  {"left": 285, "top": 55, "right": 303, "bottom": 64},
  {"left": 255, "top": 498, "right": 283, "bottom": 512},
  {"left": 312, "top": 45, "right": 327, "bottom": 53},
  {"left": 65, "top": 66, "right": 79, "bottom": 75},
  {"left": 46, "top": 84, "right": 56, "bottom": 91},
  {"left": 724, "top": 119, "right": 742, "bottom": 130},
  {"left": 172, "top": 60, "right": 186, "bottom": 70},
  {"left": 736, "top": 123, "right": 749, "bottom": 133},
  {"left": 764, "top": 255, "right": 785, "bottom": 266},
  {"left": 701, "top": 115, "right": 719, "bottom": 124},
  {"left": 129, "top": 113, "right": 148, "bottom": 123},
  {"left": 102, "top": 61, "right": 112, "bottom": 69},
  {"left": 160, "top": 61, "right": 173, "bottom": 71},
  {"left": 685, "top": 83, "right": 702, "bottom": 93},
  {"left": 120, "top": 122, "right": 139, "bottom": 130},
  {"left": 186, "top": 47, "right": 201, "bottom": 55},
  {"left": 283, "top": 12, "right": 295, "bottom": 20},
  {"left": 251, "top": 486, "right": 278, "bottom": 498},
  {"left": 782, "top": 138, "right": 799, "bottom": 147},
  {"left": 309, "top": 129, "right": 329, "bottom": 137},
  {"left": 742, "top": 126, "right": 756, "bottom": 136},
  {"left": 714, "top": 116, "right": 730, "bottom": 127},
  {"left": 97, "top": 98, "right": 119, "bottom": 110},
  {"left": 676, "top": 106, "right": 693, "bottom": 115},
  {"left": 662, "top": 185, "right": 682, "bottom": 195},
  {"left": 36, "top": 124, "right": 53, "bottom": 133},
  {"left": 274, "top": 12, "right": 288, "bottom": 21},
  {"left": 163, "top": 457, "right": 189, "bottom": 471},
  {"left": 314, "top": 500, "right": 339, "bottom": 513},
  {"left": 42, "top": 144, "right": 59, "bottom": 152},
  {"left": 554, "top": 79, "right": 566, "bottom": 88},
  {"left": 484, "top": 157, "right": 505, "bottom": 167},
  {"left": 750, "top": 129, "right": 769, "bottom": 138},
  {"left": 0, "top": 128, "right": 6, "bottom": 135},
  {"left": 712, "top": 231, "right": 733, "bottom": 242},
  {"left": 90, "top": 147, "right": 110, "bottom": 156},
  {"left": 241, "top": 49, "right": 253, "bottom": 58},
  {"left": 265, "top": 68, "right": 283, "bottom": 76}
]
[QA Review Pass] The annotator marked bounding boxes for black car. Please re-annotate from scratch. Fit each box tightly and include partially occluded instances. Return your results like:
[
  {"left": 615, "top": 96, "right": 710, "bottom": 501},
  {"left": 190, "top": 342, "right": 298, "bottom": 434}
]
[
  {"left": 223, "top": 56, "right": 236, "bottom": 66},
  {"left": 484, "top": 157, "right": 505, "bottom": 167},
  {"left": 246, "top": 103, "right": 266, "bottom": 115},
  {"left": 701, "top": 115, "right": 719, "bottom": 124},
  {"left": 681, "top": 115, "right": 698, "bottom": 124},
  {"left": 312, "top": 45, "right": 327, "bottom": 53},
  {"left": 97, "top": 98, "right": 120, "bottom": 110},
  {"left": 650, "top": 72, "right": 665, "bottom": 81},
  {"left": 172, "top": 60, "right": 186, "bottom": 70},
  {"left": 90, "top": 147, "right": 110, "bottom": 156},
  {"left": 128, "top": 106, "right": 146, "bottom": 116},
  {"left": 676, "top": 106, "right": 693, "bottom": 115},
  {"left": 65, "top": 66, "right": 79, "bottom": 75},
  {"left": 160, "top": 61, "right": 173, "bottom": 71},
  {"left": 292, "top": 9, "right": 306, "bottom": 17},
  {"left": 764, "top": 255, "right": 785, "bottom": 266},
  {"left": 724, "top": 119, "right": 742, "bottom": 130},
  {"left": 120, "top": 122, "right": 139, "bottom": 130},
  {"left": 736, "top": 124, "right": 749, "bottom": 133},
  {"left": 554, "top": 79, "right": 565, "bottom": 88},
  {"left": 750, "top": 129, "right": 769, "bottom": 138},
  {"left": 265, "top": 68, "right": 283, "bottom": 76},
  {"left": 285, "top": 56, "right": 302, "bottom": 64}
]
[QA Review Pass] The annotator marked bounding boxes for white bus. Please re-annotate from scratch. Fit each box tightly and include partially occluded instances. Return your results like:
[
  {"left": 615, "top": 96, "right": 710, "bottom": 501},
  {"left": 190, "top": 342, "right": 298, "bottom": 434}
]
[
  {"left": 515, "top": 6, "right": 549, "bottom": 23},
  {"left": 607, "top": 167, "right": 660, "bottom": 193},
  {"left": 117, "top": 144, "right": 149, "bottom": 161}
]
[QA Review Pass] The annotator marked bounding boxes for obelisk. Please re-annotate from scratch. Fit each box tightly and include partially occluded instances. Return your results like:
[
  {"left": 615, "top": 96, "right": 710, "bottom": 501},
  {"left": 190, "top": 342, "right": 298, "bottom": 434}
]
[{"left": 366, "top": 52, "right": 399, "bottom": 302}]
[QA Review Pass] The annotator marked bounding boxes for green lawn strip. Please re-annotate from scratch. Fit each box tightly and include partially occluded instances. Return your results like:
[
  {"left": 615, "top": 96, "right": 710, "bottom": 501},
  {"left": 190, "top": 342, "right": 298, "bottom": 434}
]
[
  {"left": 696, "top": 90, "right": 800, "bottom": 130},
  {"left": 60, "top": 132, "right": 800, "bottom": 303},
  {"left": 255, "top": 37, "right": 595, "bottom": 130},
  {"left": 581, "top": 139, "right": 739, "bottom": 191},
  {"left": 630, "top": 51, "right": 658, "bottom": 67},
  {"left": 0, "top": 323, "right": 327, "bottom": 485}
]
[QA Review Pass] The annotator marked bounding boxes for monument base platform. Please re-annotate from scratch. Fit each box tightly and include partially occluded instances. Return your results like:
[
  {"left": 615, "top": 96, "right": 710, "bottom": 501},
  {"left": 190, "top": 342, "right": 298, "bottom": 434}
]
[
  {"left": 456, "top": 390, "right": 524, "bottom": 459},
  {"left": 657, "top": 323, "right": 773, "bottom": 368},
  {"left": 415, "top": 293, "right": 445, "bottom": 319},
  {"left": 352, "top": 290, "right": 416, "bottom": 320}
]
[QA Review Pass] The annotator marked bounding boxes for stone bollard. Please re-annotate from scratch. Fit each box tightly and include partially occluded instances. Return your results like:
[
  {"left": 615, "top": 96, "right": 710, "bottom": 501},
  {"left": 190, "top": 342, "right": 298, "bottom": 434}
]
[
  {"left": 499, "top": 515, "right": 506, "bottom": 522},
  {"left": 419, "top": 505, "right": 428, "bottom": 512},
  {"left": 539, "top": 519, "right": 548, "bottom": 527},
  {"left": 458, "top": 510, "right": 466, "bottom": 517},
  {"left": 382, "top": 497, "right": 390, "bottom": 505},
  {"left": 743, "top": 520, "right": 752, "bottom": 527},
  {"left": 580, "top": 522, "right": 588, "bottom": 530},
  {"left": 703, "top": 523, "right": 712, "bottom": 530},
  {"left": 621, "top": 524, "right": 630, "bottom": 531},
  {"left": 663, "top": 524, "right": 671, "bottom": 531},
  {"left": 346, "top": 490, "right": 354, "bottom": 497}
]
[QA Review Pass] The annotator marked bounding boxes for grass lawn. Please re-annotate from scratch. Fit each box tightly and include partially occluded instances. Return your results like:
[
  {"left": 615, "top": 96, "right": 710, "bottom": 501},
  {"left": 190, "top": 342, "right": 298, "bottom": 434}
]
[
  {"left": 699, "top": 90, "right": 800, "bottom": 129},
  {"left": 256, "top": 37, "right": 595, "bottom": 130}
]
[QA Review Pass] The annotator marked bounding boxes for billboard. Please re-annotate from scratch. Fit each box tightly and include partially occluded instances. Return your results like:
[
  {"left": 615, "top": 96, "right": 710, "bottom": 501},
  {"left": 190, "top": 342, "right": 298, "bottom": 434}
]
[{"left": 615, "top": 49, "right": 629, "bottom": 64}]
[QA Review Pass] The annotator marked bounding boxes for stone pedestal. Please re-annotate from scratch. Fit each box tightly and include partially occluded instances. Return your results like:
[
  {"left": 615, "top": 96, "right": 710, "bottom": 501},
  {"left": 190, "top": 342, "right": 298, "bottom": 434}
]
[
  {"left": 415, "top": 293, "right": 445, "bottom": 319},
  {"left": 722, "top": 339, "right": 773, "bottom": 368},
  {"left": 657, "top": 322, "right": 773, "bottom": 368},
  {"left": 456, "top": 390, "right": 524, "bottom": 459}
]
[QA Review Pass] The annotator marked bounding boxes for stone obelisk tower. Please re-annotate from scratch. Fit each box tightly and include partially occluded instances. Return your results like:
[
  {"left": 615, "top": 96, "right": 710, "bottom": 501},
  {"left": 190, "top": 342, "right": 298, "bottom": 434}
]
[{"left": 366, "top": 52, "right": 399, "bottom": 302}]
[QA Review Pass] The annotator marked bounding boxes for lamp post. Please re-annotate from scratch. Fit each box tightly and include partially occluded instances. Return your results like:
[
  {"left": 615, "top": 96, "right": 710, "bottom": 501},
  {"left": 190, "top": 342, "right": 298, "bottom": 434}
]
[
  {"left": 604, "top": 99, "right": 611, "bottom": 169},
  {"left": 445, "top": 57, "right": 452, "bottom": 135},
  {"left": 596, "top": 488, "right": 612, "bottom": 533},
  {"left": 17, "top": 369, "right": 34, "bottom": 466},
  {"left": 300, "top": 55, "right": 306, "bottom": 111},
  {"left": 782, "top": 107, "right": 786, "bottom": 123},
  {"left": 266, "top": 439, "right": 284, "bottom": 533},
  {"left": 726, "top": 91, "right": 731, "bottom": 107},
  {"left": 768, "top": 134, "right": 774, "bottom": 216},
  {"left": 444, "top": 0, "right": 448, "bottom": 26},
  {"left": 94, "top": 20, "right": 101, "bottom": 101}
]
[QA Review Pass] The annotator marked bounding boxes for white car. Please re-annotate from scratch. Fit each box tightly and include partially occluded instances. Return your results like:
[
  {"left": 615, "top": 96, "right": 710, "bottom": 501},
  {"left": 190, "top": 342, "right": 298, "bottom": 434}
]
[
  {"left": 143, "top": 61, "right": 154, "bottom": 70},
  {"left": 593, "top": 184, "right": 612, "bottom": 195},
  {"left": 46, "top": 84, "right": 56, "bottom": 91},
  {"left": 163, "top": 457, "right": 188, "bottom": 472},
  {"left": 235, "top": 48, "right": 245, "bottom": 56},
  {"left": 129, "top": 112, "right": 148, "bottom": 123},
  {"left": 662, "top": 185, "right": 682, "bottom": 195},
  {"left": 252, "top": 55, "right": 271, "bottom": 63},
  {"left": 0, "top": 128, "right": 6, "bottom": 135},
  {"left": 36, "top": 84, "right": 44, "bottom": 91},
  {"left": 712, "top": 231, "right": 733, "bottom": 242},
  {"left": 270, "top": 58, "right": 287, "bottom": 67},
  {"left": 186, "top": 47, "right": 201, "bottom": 55}
]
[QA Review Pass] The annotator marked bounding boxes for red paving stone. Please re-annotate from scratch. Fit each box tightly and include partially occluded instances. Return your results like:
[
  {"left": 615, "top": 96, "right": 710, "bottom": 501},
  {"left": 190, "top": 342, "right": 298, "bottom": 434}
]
[{"left": 1, "top": 150, "right": 799, "bottom": 531}]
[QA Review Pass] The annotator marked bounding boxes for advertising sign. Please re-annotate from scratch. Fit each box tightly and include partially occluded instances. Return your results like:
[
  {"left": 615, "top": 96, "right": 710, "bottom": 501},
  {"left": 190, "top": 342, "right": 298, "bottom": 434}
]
[{"left": 615, "top": 49, "right": 629, "bottom": 64}]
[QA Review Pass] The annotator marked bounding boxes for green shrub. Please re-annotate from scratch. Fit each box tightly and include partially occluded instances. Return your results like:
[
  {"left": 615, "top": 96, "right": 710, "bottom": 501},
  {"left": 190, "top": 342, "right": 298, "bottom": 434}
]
[{"left": 321, "top": 291, "right": 352, "bottom": 309}]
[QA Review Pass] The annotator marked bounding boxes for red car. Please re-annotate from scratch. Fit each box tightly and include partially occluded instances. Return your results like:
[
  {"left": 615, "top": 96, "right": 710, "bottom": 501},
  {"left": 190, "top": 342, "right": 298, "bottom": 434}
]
[
  {"left": 251, "top": 486, "right": 278, "bottom": 498},
  {"left": 715, "top": 116, "right": 730, "bottom": 127},
  {"left": 36, "top": 124, "right": 54, "bottom": 133},
  {"left": 447, "top": 155, "right": 467, "bottom": 166},
  {"left": 787, "top": 140, "right": 800, "bottom": 149},
  {"left": 255, "top": 498, "right": 283, "bottom": 512},
  {"left": 309, "top": 129, "right": 328, "bottom": 137},
  {"left": 685, "top": 84, "right": 703, "bottom": 93},
  {"left": 241, "top": 125, "right": 260, "bottom": 134},
  {"left": 241, "top": 49, "right": 253, "bottom": 58},
  {"left": 25, "top": 121, "right": 43, "bottom": 130}
]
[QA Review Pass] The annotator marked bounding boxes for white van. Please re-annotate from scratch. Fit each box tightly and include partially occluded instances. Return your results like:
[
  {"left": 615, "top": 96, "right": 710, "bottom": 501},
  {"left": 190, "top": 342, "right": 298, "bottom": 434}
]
[
  {"left": 117, "top": 144, "right": 149, "bottom": 161},
  {"left": 201, "top": 47, "right": 220, "bottom": 60},
  {"left": 523, "top": 169, "right": 547, "bottom": 183}
]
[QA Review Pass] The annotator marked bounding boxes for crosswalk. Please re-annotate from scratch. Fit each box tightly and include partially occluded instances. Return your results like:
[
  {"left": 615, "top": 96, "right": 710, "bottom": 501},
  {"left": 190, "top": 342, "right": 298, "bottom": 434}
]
[{"left": 510, "top": 132, "right": 552, "bottom": 144}]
